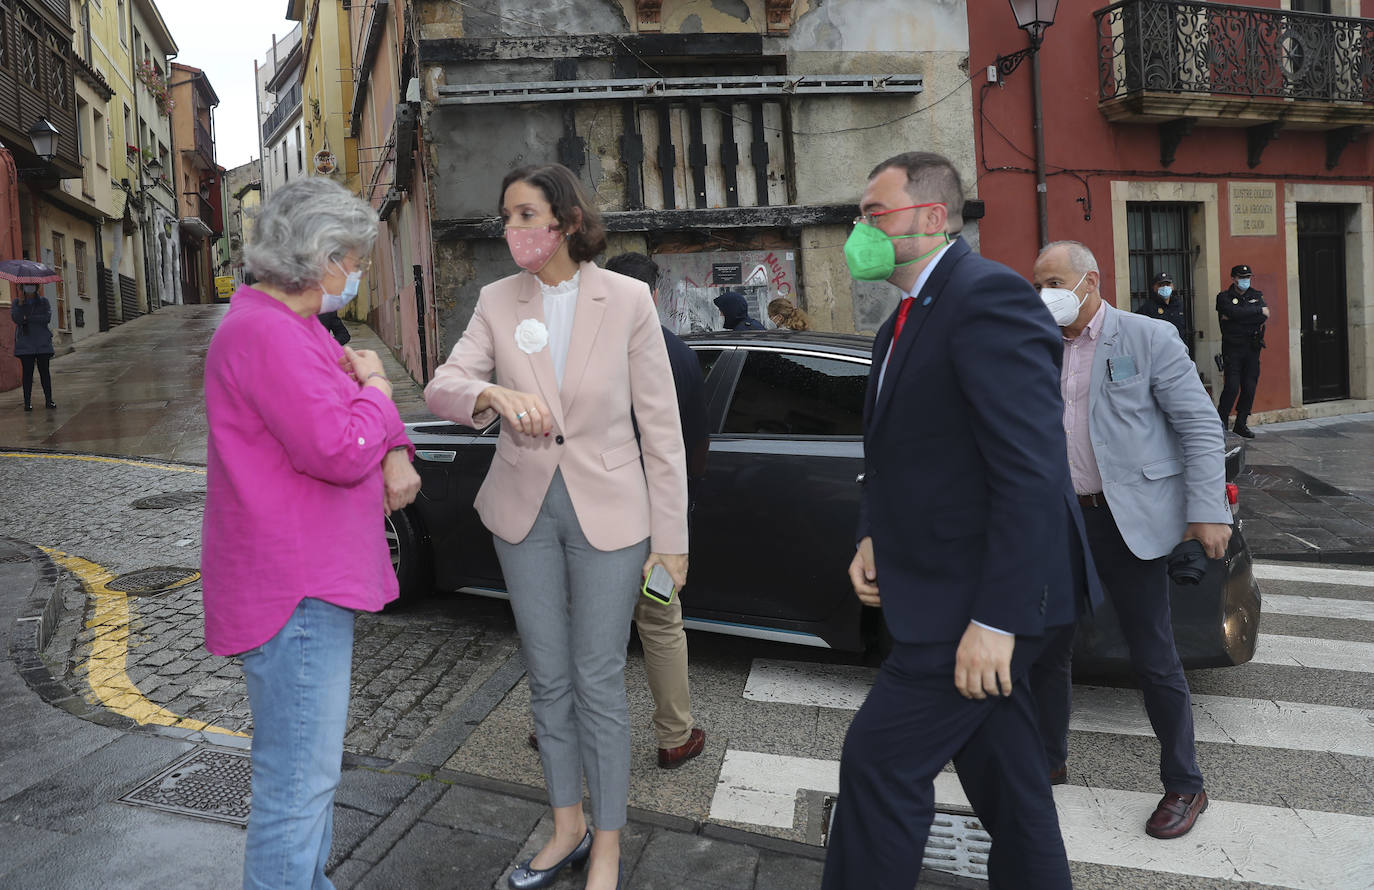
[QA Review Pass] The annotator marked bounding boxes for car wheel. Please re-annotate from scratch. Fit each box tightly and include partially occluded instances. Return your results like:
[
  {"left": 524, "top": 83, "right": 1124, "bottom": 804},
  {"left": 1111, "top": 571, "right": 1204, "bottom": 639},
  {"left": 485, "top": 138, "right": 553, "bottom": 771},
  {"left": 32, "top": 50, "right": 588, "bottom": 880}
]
[{"left": 384, "top": 509, "right": 430, "bottom": 605}]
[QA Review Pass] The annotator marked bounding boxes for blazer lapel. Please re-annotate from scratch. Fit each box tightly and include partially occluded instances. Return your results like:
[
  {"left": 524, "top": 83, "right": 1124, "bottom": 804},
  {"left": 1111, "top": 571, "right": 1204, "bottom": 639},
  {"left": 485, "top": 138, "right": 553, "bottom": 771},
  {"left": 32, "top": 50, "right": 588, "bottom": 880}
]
[
  {"left": 514, "top": 273, "right": 567, "bottom": 432},
  {"left": 1089, "top": 303, "right": 1121, "bottom": 409},
  {"left": 871, "top": 239, "right": 969, "bottom": 430},
  {"left": 559, "top": 262, "right": 608, "bottom": 415}
]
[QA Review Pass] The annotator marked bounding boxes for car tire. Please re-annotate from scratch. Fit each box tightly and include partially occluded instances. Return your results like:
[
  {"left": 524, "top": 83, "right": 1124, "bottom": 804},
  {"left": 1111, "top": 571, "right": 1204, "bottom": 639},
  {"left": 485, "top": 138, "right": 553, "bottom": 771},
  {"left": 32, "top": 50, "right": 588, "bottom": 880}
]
[{"left": 384, "top": 509, "right": 431, "bottom": 606}]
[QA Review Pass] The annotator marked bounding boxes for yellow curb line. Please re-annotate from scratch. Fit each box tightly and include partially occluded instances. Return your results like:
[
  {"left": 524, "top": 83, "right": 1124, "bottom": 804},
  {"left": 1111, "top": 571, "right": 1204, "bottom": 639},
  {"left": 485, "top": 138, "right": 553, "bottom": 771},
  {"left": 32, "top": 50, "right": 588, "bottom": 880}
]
[
  {"left": 40, "top": 546, "right": 246, "bottom": 738},
  {"left": 0, "top": 452, "right": 206, "bottom": 475}
]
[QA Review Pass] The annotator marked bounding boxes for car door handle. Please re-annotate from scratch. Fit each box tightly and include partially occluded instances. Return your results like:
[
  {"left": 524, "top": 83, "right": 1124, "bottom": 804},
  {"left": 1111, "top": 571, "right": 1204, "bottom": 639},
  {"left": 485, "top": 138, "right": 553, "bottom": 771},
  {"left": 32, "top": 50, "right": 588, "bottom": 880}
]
[
  {"left": 416, "top": 450, "right": 456, "bottom": 463},
  {"left": 855, "top": 473, "right": 865, "bottom": 484}
]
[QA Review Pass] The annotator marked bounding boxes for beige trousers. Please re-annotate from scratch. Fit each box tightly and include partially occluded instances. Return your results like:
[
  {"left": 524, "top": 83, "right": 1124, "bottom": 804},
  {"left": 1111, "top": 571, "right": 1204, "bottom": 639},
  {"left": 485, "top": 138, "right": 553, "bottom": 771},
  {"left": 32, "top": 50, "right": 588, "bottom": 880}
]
[{"left": 633, "top": 594, "right": 696, "bottom": 748}]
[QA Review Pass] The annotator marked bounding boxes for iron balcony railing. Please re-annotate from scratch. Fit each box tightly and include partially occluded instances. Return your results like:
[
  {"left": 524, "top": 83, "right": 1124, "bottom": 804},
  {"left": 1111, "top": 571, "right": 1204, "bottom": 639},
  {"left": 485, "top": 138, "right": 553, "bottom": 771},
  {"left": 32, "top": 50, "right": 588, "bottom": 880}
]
[
  {"left": 1095, "top": 0, "right": 1374, "bottom": 104},
  {"left": 262, "top": 82, "right": 302, "bottom": 142}
]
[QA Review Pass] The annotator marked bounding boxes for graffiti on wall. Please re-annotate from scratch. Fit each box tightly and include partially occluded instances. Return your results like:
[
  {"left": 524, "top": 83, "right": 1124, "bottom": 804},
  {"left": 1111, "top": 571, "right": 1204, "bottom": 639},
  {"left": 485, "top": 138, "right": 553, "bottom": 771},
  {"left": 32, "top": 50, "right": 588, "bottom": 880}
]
[{"left": 652, "top": 249, "right": 797, "bottom": 335}]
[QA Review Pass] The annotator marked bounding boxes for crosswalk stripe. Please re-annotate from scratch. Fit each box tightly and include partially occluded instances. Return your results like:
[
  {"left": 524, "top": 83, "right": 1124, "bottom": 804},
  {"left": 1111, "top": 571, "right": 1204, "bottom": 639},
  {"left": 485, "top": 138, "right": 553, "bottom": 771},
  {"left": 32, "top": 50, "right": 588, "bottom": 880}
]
[
  {"left": 1251, "top": 633, "right": 1374, "bottom": 673},
  {"left": 1265, "top": 593, "right": 1374, "bottom": 622},
  {"left": 745, "top": 660, "right": 1374, "bottom": 756},
  {"left": 1253, "top": 563, "right": 1374, "bottom": 588},
  {"left": 712, "top": 750, "right": 1374, "bottom": 890}
]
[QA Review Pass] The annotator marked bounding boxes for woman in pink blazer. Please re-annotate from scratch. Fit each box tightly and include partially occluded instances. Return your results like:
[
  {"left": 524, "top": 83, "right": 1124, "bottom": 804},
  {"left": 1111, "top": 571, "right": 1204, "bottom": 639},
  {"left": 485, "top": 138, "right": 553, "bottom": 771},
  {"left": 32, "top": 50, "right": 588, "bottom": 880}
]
[{"left": 425, "top": 164, "right": 688, "bottom": 890}]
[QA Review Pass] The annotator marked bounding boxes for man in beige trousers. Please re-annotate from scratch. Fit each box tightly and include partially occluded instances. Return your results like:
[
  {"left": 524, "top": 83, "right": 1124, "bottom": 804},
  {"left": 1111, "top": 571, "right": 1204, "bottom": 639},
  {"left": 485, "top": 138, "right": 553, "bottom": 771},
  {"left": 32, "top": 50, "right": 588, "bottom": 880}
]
[{"left": 528, "top": 250, "right": 707, "bottom": 768}]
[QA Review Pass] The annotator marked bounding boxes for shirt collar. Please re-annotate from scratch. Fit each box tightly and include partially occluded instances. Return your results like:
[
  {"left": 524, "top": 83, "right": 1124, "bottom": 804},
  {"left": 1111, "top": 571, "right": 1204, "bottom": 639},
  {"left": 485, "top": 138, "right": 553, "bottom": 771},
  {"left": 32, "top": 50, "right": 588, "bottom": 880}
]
[
  {"left": 1082, "top": 301, "right": 1107, "bottom": 340},
  {"left": 902, "top": 239, "right": 955, "bottom": 301}
]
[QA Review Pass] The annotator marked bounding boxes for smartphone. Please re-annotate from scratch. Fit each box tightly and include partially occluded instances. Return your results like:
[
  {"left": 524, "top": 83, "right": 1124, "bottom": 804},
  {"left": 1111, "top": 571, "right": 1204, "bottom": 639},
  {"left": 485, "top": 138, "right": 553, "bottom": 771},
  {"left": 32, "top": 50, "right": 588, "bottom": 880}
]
[{"left": 641, "top": 563, "right": 675, "bottom": 605}]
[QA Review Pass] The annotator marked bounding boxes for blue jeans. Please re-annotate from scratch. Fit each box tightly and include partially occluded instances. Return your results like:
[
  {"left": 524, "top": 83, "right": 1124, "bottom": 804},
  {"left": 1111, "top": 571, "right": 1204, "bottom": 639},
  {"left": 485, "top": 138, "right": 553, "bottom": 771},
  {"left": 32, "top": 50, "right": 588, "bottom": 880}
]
[{"left": 240, "top": 597, "right": 355, "bottom": 890}]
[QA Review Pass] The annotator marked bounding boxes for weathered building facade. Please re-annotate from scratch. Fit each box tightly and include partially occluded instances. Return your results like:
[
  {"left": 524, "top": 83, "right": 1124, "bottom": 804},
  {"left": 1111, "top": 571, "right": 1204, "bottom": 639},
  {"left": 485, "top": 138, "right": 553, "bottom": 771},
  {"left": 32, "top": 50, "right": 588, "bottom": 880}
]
[
  {"left": 168, "top": 62, "right": 222, "bottom": 305},
  {"left": 351, "top": 0, "right": 436, "bottom": 383},
  {"left": 413, "top": 0, "right": 978, "bottom": 356},
  {"left": 255, "top": 25, "right": 304, "bottom": 202}
]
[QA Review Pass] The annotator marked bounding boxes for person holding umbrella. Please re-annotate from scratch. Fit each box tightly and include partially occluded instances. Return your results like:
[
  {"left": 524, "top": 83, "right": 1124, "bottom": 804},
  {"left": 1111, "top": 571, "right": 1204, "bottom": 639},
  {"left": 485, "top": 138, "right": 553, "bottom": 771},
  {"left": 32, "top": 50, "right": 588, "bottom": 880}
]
[{"left": 1, "top": 259, "right": 61, "bottom": 411}]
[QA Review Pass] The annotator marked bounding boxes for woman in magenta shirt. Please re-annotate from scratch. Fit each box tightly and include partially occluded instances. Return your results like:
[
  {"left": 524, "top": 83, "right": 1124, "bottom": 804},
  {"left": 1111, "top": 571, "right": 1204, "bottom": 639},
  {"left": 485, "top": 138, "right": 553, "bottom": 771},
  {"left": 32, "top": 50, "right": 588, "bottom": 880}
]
[{"left": 203, "top": 177, "right": 419, "bottom": 890}]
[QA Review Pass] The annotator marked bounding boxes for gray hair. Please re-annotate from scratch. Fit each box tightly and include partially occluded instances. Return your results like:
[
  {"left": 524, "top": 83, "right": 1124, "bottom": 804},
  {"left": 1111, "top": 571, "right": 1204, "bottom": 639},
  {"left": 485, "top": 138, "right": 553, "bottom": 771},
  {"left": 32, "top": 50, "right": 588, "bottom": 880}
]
[
  {"left": 243, "top": 178, "right": 378, "bottom": 292},
  {"left": 1038, "top": 240, "right": 1099, "bottom": 278}
]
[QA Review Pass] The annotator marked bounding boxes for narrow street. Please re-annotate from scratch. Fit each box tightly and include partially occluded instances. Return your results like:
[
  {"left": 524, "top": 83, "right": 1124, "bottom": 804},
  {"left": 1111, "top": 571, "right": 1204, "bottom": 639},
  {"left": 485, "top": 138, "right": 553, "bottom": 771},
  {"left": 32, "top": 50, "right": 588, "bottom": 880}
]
[{"left": 1, "top": 309, "right": 1372, "bottom": 889}]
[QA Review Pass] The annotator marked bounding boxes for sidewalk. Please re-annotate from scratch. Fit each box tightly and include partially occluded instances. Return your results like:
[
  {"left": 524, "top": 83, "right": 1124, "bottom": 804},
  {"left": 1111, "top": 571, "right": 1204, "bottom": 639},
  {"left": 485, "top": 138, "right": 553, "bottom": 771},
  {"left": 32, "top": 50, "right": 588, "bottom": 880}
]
[
  {"left": 0, "top": 305, "right": 430, "bottom": 464},
  {"left": 0, "top": 533, "right": 975, "bottom": 890},
  {"left": 1233, "top": 413, "right": 1374, "bottom": 563}
]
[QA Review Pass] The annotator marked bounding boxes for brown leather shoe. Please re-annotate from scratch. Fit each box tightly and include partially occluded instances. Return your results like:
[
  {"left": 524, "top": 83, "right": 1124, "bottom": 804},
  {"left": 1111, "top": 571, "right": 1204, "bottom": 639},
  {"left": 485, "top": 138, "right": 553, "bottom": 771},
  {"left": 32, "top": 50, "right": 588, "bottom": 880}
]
[
  {"left": 1146, "top": 791, "right": 1208, "bottom": 839},
  {"left": 1049, "top": 765, "right": 1068, "bottom": 786},
  {"left": 657, "top": 727, "right": 706, "bottom": 769}
]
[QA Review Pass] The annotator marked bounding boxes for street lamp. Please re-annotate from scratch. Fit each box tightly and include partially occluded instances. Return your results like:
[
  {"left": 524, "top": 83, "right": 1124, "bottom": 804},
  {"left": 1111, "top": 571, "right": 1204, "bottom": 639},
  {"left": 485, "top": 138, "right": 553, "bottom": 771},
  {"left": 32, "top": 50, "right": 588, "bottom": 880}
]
[
  {"left": 26, "top": 118, "right": 59, "bottom": 162},
  {"left": 145, "top": 156, "right": 164, "bottom": 181},
  {"left": 998, "top": 0, "right": 1059, "bottom": 247},
  {"left": 1008, "top": 0, "right": 1059, "bottom": 44}
]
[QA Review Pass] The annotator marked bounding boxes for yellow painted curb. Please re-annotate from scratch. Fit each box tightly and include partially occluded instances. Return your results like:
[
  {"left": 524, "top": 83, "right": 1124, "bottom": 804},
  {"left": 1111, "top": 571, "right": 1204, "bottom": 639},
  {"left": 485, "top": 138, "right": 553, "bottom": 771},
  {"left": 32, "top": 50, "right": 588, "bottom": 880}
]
[
  {"left": 0, "top": 452, "right": 206, "bottom": 475},
  {"left": 41, "top": 547, "right": 246, "bottom": 738}
]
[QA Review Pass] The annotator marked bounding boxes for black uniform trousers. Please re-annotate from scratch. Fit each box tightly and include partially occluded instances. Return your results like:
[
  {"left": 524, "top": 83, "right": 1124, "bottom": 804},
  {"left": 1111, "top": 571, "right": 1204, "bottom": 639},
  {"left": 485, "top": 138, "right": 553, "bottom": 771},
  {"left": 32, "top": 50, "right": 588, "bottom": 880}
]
[
  {"left": 1032, "top": 503, "right": 1204, "bottom": 794},
  {"left": 822, "top": 632, "right": 1071, "bottom": 890},
  {"left": 1217, "top": 346, "right": 1261, "bottom": 422}
]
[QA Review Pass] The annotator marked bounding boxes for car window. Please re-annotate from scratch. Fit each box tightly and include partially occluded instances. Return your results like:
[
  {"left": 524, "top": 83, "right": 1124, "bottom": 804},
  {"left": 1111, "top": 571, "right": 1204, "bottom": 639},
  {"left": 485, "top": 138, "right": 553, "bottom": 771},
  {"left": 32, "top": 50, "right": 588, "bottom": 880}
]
[
  {"left": 722, "top": 350, "right": 867, "bottom": 436},
  {"left": 692, "top": 348, "right": 725, "bottom": 380}
]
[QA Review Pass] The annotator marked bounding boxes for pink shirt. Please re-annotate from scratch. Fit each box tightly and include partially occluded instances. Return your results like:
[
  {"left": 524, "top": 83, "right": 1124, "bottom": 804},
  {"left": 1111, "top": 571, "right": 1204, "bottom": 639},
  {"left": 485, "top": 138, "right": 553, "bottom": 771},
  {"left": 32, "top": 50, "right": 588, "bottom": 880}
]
[
  {"left": 1061, "top": 302, "right": 1106, "bottom": 495},
  {"left": 201, "top": 287, "right": 411, "bottom": 656}
]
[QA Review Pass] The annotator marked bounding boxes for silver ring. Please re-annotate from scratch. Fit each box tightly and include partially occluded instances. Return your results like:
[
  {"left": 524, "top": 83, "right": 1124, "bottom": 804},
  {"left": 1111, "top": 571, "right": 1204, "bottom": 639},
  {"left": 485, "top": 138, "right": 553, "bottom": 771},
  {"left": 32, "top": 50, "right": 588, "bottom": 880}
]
[{"left": 516, "top": 411, "right": 527, "bottom": 419}]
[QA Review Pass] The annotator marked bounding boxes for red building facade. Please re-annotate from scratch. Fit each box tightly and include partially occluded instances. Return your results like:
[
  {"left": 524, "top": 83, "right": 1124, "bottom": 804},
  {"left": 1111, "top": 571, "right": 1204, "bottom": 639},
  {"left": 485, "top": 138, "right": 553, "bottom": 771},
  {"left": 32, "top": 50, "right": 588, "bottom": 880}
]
[{"left": 970, "top": 0, "right": 1374, "bottom": 420}]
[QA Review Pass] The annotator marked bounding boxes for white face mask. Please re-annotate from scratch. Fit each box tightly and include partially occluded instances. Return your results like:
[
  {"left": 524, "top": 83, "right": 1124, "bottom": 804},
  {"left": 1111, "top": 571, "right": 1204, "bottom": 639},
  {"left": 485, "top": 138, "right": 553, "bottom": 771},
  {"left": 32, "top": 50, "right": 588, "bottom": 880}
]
[{"left": 1038, "top": 271, "right": 1089, "bottom": 326}]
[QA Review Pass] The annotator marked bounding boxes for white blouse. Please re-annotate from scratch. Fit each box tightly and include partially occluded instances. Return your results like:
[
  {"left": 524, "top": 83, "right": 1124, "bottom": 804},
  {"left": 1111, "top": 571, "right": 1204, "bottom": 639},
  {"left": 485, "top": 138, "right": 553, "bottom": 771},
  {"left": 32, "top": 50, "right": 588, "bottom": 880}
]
[{"left": 539, "top": 269, "right": 579, "bottom": 388}]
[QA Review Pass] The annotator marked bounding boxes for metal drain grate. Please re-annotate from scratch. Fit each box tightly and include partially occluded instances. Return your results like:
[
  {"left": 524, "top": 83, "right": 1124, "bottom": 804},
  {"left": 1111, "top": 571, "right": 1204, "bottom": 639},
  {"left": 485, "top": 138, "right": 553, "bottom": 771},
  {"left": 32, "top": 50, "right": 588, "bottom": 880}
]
[
  {"left": 132, "top": 491, "right": 206, "bottom": 510},
  {"left": 121, "top": 747, "right": 252, "bottom": 825},
  {"left": 822, "top": 795, "right": 990, "bottom": 881},
  {"left": 106, "top": 566, "right": 200, "bottom": 595}
]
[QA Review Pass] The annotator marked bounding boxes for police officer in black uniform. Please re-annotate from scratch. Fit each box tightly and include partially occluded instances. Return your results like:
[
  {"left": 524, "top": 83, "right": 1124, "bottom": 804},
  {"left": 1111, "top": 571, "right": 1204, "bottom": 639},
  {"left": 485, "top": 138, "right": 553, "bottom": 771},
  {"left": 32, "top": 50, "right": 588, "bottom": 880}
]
[
  {"left": 1137, "top": 271, "right": 1187, "bottom": 342},
  {"left": 1216, "top": 263, "right": 1268, "bottom": 438}
]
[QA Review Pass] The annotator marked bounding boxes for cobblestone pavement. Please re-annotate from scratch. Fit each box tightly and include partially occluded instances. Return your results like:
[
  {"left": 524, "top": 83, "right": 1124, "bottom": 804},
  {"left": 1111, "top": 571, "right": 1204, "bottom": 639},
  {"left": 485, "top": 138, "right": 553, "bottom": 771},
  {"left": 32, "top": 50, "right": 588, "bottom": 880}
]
[{"left": 1, "top": 451, "right": 519, "bottom": 761}]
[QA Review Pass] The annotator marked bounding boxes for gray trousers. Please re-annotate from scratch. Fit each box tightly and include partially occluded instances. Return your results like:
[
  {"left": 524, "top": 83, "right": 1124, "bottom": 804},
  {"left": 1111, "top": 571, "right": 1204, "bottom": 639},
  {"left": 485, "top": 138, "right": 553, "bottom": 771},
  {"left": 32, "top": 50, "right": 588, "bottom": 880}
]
[{"left": 493, "top": 470, "right": 648, "bottom": 830}]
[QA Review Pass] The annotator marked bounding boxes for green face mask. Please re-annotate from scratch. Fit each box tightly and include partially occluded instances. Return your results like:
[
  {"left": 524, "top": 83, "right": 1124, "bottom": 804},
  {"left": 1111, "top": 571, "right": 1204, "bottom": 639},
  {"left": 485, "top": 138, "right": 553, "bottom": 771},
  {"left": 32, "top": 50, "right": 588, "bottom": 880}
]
[{"left": 844, "top": 222, "right": 949, "bottom": 281}]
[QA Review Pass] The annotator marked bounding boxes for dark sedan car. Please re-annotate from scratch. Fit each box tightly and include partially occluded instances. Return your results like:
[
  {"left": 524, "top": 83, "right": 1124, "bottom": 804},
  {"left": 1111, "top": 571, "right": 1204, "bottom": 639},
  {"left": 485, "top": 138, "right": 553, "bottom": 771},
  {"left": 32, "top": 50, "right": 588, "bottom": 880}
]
[{"left": 388, "top": 330, "right": 1260, "bottom": 667}]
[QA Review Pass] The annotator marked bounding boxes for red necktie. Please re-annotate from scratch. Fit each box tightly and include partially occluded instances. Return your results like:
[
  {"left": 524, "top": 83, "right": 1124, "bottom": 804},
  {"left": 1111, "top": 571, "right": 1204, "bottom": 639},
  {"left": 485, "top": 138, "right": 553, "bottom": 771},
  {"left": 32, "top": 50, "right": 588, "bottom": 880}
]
[{"left": 892, "top": 296, "right": 915, "bottom": 344}]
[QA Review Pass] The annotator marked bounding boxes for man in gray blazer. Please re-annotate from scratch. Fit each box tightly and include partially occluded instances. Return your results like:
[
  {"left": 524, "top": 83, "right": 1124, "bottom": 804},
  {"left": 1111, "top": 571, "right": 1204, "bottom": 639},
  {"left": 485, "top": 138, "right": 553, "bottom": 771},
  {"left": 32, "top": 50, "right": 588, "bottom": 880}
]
[{"left": 1029, "top": 241, "right": 1233, "bottom": 841}]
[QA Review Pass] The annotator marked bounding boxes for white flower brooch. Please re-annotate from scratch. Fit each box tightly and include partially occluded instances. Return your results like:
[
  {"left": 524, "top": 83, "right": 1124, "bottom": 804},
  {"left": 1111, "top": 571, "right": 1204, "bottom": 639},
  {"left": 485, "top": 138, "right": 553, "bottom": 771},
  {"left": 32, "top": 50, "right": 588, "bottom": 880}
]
[{"left": 514, "top": 318, "right": 549, "bottom": 354}]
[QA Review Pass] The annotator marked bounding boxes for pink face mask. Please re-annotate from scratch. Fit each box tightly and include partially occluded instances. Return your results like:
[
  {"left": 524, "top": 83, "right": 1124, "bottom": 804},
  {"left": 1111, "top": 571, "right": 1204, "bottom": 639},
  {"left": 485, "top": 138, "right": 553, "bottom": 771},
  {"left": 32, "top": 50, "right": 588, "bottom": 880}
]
[{"left": 505, "top": 225, "right": 565, "bottom": 273}]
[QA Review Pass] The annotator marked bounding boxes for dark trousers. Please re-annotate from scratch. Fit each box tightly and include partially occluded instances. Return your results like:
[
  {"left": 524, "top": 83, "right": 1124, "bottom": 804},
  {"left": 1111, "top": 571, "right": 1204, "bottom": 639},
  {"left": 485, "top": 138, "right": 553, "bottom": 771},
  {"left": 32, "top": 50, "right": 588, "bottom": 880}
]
[
  {"left": 1217, "top": 347, "right": 1261, "bottom": 422},
  {"left": 19, "top": 354, "right": 53, "bottom": 405},
  {"left": 822, "top": 634, "right": 1071, "bottom": 890},
  {"left": 1032, "top": 505, "right": 1204, "bottom": 794}
]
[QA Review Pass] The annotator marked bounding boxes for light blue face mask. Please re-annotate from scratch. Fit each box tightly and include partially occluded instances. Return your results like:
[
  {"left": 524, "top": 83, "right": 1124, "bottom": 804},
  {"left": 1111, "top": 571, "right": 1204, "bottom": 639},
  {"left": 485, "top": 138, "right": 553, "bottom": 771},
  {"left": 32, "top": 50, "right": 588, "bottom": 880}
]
[
  {"left": 1236, "top": 278, "right": 1251, "bottom": 293},
  {"left": 321, "top": 262, "right": 363, "bottom": 314},
  {"left": 1157, "top": 285, "right": 1173, "bottom": 299}
]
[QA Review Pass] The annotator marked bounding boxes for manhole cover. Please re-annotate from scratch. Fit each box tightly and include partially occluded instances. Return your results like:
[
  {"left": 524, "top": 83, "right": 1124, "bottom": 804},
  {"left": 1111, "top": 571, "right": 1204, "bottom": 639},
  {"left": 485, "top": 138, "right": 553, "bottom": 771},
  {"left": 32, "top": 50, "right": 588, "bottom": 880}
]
[
  {"left": 132, "top": 491, "right": 206, "bottom": 510},
  {"left": 823, "top": 796, "right": 990, "bottom": 880},
  {"left": 120, "top": 747, "right": 252, "bottom": 825},
  {"left": 106, "top": 566, "right": 200, "bottom": 595}
]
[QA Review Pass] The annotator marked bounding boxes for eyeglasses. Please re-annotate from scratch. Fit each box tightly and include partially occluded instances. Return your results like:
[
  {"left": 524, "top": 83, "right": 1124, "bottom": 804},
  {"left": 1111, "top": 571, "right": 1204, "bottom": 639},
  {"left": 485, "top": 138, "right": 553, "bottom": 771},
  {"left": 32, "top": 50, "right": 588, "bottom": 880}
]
[{"left": 853, "top": 202, "right": 946, "bottom": 229}]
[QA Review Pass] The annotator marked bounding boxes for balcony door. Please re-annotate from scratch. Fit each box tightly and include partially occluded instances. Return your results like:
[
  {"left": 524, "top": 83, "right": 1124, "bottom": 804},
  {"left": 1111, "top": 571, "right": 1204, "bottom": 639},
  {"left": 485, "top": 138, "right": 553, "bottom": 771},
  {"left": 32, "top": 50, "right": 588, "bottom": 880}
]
[{"left": 1298, "top": 204, "right": 1349, "bottom": 403}]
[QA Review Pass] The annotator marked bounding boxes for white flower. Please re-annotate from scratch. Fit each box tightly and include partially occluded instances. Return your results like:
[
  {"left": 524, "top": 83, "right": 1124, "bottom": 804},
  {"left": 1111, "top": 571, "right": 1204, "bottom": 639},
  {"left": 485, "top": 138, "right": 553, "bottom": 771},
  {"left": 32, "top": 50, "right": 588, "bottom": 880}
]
[{"left": 514, "top": 318, "right": 549, "bottom": 354}]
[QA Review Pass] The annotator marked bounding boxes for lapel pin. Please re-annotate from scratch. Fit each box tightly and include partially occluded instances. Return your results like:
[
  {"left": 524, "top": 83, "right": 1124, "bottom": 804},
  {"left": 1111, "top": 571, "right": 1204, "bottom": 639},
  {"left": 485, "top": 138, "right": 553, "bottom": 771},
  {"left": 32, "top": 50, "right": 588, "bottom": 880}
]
[{"left": 922, "top": 296, "right": 932, "bottom": 306}]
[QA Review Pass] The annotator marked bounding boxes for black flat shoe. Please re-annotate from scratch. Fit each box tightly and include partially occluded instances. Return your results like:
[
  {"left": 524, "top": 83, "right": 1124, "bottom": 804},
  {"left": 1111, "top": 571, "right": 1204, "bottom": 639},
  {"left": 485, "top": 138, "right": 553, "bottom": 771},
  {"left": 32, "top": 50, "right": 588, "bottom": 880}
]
[
  {"left": 23, "top": 403, "right": 32, "bottom": 412},
  {"left": 507, "top": 830, "right": 592, "bottom": 889},
  {"left": 1232, "top": 425, "right": 1255, "bottom": 438},
  {"left": 43, "top": 401, "right": 56, "bottom": 410}
]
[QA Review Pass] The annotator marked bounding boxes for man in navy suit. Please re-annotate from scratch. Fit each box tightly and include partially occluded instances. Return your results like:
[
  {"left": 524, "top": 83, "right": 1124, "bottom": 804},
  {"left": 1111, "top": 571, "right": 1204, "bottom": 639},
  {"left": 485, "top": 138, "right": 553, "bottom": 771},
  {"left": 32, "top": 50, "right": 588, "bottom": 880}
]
[{"left": 821, "top": 152, "right": 1098, "bottom": 890}]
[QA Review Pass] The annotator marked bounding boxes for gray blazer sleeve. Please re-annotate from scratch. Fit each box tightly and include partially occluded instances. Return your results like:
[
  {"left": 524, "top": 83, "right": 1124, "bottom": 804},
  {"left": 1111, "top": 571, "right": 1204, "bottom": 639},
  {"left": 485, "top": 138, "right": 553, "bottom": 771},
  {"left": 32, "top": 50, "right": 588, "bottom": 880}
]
[{"left": 1147, "top": 322, "right": 1232, "bottom": 525}]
